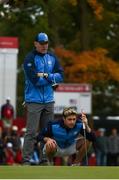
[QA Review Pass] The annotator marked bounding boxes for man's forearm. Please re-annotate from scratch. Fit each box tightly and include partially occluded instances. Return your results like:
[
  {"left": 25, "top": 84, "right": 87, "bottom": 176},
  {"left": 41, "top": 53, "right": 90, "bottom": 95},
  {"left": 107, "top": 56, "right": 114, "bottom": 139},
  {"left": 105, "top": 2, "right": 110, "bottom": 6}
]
[{"left": 85, "top": 124, "right": 91, "bottom": 133}]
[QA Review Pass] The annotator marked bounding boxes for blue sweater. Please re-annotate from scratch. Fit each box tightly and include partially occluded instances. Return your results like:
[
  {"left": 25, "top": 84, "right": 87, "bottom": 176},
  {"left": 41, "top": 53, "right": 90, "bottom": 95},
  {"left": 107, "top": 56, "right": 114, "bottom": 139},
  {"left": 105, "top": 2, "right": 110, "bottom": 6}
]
[{"left": 38, "top": 119, "right": 95, "bottom": 149}]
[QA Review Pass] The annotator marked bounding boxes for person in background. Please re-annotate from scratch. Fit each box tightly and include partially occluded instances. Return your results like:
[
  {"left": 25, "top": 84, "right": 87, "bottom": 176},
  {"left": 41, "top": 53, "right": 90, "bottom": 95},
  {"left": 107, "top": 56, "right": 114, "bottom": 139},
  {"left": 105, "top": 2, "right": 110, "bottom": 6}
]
[
  {"left": 0, "top": 127, "right": 6, "bottom": 165},
  {"left": 107, "top": 128, "right": 119, "bottom": 166},
  {"left": 10, "top": 125, "right": 22, "bottom": 164},
  {"left": 20, "top": 128, "right": 26, "bottom": 149},
  {"left": 95, "top": 128, "right": 108, "bottom": 166},
  {"left": 4, "top": 142, "right": 15, "bottom": 165},
  {"left": 22, "top": 32, "right": 64, "bottom": 165},
  {"left": 1, "top": 97, "right": 14, "bottom": 128},
  {"left": 37, "top": 107, "right": 95, "bottom": 165}
]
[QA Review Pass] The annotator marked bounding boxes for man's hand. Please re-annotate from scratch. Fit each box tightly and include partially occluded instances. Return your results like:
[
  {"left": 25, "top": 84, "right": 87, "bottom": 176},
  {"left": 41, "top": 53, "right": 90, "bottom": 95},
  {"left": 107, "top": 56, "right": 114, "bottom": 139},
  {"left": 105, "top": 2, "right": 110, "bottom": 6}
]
[
  {"left": 46, "top": 138, "right": 57, "bottom": 150},
  {"left": 81, "top": 111, "right": 91, "bottom": 133},
  {"left": 44, "top": 138, "right": 57, "bottom": 155},
  {"left": 43, "top": 73, "right": 48, "bottom": 78},
  {"left": 81, "top": 112, "right": 88, "bottom": 126}
]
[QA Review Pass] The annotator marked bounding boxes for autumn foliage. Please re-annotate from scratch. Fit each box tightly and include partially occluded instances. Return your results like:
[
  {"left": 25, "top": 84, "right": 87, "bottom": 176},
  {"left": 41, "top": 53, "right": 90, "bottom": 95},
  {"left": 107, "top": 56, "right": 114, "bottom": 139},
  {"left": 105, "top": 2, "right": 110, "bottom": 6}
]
[
  {"left": 87, "top": 0, "right": 104, "bottom": 20},
  {"left": 55, "top": 47, "right": 119, "bottom": 85},
  {"left": 69, "top": 0, "right": 103, "bottom": 20}
]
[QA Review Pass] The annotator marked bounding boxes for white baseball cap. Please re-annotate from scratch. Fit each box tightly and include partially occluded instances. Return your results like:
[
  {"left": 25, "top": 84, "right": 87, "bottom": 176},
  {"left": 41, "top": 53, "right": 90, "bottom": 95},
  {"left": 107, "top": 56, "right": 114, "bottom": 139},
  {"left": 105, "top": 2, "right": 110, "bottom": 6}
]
[
  {"left": 6, "top": 97, "right": 11, "bottom": 100},
  {"left": 21, "top": 127, "right": 26, "bottom": 132},
  {"left": 12, "top": 125, "right": 18, "bottom": 131},
  {"left": 7, "top": 142, "right": 13, "bottom": 148}
]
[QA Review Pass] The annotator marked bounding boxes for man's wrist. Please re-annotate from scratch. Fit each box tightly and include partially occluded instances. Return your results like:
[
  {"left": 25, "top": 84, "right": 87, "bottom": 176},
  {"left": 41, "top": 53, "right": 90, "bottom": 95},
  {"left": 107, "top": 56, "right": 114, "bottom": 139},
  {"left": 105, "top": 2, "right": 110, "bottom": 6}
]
[
  {"left": 85, "top": 123, "right": 88, "bottom": 127},
  {"left": 85, "top": 123, "right": 91, "bottom": 132}
]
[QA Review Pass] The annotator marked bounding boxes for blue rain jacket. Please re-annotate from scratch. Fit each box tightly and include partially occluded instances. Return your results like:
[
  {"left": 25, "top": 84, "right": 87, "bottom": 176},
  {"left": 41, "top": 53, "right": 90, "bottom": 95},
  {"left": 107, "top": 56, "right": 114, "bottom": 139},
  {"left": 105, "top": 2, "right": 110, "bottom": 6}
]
[{"left": 23, "top": 50, "right": 64, "bottom": 103}]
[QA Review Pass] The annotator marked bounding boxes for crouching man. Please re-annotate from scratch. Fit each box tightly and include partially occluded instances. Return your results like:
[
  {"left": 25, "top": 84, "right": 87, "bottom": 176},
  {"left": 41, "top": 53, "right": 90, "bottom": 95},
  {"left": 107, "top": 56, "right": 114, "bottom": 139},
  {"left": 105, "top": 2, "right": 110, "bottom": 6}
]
[{"left": 37, "top": 107, "right": 95, "bottom": 165}]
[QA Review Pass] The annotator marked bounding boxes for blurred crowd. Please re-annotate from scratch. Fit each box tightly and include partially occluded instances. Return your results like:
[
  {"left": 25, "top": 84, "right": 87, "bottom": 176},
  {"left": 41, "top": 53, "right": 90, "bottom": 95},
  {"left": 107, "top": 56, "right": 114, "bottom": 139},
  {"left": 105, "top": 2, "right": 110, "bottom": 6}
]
[
  {"left": 0, "top": 125, "right": 25, "bottom": 165},
  {"left": 93, "top": 127, "right": 119, "bottom": 166},
  {"left": 0, "top": 124, "right": 119, "bottom": 166},
  {"left": 0, "top": 124, "right": 42, "bottom": 165}
]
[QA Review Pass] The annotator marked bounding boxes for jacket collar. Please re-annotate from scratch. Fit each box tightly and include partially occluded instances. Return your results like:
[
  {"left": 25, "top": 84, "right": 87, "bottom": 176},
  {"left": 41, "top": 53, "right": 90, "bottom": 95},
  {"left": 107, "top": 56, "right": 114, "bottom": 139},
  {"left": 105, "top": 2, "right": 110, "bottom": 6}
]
[{"left": 59, "top": 119, "right": 76, "bottom": 131}]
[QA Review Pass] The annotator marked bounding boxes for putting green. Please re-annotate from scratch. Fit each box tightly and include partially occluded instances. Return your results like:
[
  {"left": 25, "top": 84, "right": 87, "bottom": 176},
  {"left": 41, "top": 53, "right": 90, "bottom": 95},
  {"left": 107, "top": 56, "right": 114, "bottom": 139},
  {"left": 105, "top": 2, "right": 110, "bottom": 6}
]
[{"left": 0, "top": 166, "right": 119, "bottom": 179}]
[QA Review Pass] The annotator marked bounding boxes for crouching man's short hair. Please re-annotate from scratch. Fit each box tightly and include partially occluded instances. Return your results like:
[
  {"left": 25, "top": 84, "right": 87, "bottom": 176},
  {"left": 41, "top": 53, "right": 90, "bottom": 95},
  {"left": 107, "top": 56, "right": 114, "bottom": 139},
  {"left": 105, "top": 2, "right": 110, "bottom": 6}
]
[{"left": 63, "top": 107, "right": 77, "bottom": 118}]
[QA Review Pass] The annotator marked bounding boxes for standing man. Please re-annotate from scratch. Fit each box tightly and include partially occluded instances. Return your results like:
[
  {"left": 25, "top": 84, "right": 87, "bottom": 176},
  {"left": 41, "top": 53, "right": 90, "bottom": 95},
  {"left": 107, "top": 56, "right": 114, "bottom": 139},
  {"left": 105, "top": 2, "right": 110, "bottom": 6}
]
[
  {"left": 107, "top": 128, "right": 119, "bottom": 166},
  {"left": 22, "top": 32, "right": 64, "bottom": 165}
]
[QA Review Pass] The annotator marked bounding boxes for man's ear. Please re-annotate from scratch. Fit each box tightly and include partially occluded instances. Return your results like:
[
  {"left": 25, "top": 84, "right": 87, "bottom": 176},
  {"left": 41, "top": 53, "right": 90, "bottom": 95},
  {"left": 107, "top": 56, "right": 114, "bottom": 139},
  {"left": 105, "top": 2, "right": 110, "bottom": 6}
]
[
  {"left": 34, "top": 41, "right": 37, "bottom": 47},
  {"left": 63, "top": 117, "right": 65, "bottom": 121}
]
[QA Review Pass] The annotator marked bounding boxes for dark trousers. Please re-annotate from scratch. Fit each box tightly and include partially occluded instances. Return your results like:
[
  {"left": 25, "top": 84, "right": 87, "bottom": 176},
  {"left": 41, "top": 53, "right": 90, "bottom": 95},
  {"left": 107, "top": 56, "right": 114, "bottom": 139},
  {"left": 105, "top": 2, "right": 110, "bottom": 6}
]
[{"left": 22, "top": 102, "right": 54, "bottom": 163}]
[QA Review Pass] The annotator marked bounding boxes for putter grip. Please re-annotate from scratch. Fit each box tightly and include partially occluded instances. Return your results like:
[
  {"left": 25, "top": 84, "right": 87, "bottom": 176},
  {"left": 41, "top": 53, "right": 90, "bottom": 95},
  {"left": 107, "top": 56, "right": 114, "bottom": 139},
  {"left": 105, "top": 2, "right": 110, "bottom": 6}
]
[{"left": 83, "top": 123, "right": 86, "bottom": 129}]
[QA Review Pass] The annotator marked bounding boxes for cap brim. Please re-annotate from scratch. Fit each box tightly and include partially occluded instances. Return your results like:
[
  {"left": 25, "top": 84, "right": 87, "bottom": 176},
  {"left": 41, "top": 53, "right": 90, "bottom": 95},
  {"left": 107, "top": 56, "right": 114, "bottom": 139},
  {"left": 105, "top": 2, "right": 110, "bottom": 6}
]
[{"left": 38, "top": 41, "right": 48, "bottom": 44}]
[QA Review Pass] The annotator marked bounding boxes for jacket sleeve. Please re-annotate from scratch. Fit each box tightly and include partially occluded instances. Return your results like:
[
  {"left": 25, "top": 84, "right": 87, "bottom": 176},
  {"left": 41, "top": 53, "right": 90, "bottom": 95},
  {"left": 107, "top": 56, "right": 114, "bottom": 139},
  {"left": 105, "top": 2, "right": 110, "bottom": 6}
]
[
  {"left": 47, "top": 54, "right": 64, "bottom": 84},
  {"left": 23, "top": 52, "right": 50, "bottom": 86},
  {"left": 80, "top": 129, "right": 96, "bottom": 142},
  {"left": 37, "top": 122, "right": 53, "bottom": 142}
]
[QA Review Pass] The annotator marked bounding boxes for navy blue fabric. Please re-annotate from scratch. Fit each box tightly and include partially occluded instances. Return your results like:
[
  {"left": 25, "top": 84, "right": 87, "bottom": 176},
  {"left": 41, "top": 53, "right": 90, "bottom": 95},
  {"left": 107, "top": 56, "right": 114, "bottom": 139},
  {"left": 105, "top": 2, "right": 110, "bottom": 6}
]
[
  {"left": 38, "top": 119, "right": 95, "bottom": 149},
  {"left": 23, "top": 50, "right": 64, "bottom": 103}
]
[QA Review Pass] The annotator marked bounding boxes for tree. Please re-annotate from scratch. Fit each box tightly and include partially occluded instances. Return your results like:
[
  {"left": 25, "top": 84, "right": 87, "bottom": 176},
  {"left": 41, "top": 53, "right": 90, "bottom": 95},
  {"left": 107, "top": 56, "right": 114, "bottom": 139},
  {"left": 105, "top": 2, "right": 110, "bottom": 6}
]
[
  {"left": 55, "top": 47, "right": 119, "bottom": 84},
  {"left": 55, "top": 47, "right": 119, "bottom": 115},
  {"left": 68, "top": 0, "right": 103, "bottom": 50}
]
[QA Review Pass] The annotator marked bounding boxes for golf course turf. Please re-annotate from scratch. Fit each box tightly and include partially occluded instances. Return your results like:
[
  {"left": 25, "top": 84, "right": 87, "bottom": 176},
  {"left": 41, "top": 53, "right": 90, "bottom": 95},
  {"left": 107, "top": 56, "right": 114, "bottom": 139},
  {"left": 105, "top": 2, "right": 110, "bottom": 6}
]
[{"left": 0, "top": 166, "right": 119, "bottom": 179}]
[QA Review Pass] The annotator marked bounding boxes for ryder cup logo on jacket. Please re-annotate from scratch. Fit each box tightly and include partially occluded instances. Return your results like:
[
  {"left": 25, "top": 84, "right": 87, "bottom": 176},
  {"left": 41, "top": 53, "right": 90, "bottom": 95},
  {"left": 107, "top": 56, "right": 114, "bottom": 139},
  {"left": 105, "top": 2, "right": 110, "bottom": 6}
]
[
  {"left": 74, "top": 131, "right": 78, "bottom": 135},
  {"left": 48, "top": 60, "right": 52, "bottom": 65},
  {"left": 27, "top": 63, "right": 32, "bottom": 67}
]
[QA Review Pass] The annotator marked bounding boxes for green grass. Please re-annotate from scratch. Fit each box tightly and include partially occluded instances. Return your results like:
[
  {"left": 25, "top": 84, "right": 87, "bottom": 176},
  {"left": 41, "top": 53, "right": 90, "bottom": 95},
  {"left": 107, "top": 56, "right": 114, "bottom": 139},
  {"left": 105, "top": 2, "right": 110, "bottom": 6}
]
[{"left": 0, "top": 166, "right": 119, "bottom": 179}]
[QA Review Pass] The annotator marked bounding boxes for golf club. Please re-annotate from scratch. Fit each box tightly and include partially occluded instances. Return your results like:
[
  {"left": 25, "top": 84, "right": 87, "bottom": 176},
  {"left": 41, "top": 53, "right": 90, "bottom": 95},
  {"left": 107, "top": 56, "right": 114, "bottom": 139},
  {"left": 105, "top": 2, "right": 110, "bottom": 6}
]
[{"left": 81, "top": 109, "right": 88, "bottom": 166}]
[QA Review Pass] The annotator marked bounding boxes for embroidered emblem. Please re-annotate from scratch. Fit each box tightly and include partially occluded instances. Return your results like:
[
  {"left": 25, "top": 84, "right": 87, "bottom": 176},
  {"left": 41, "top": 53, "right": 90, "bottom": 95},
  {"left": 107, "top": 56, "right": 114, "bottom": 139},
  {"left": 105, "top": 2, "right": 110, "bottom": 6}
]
[
  {"left": 74, "top": 131, "right": 77, "bottom": 135},
  {"left": 27, "top": 63, "right": 32, "bottom": 67},
  {"left": 48, "top": 60, "right": 52, "bottom": 65}
]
